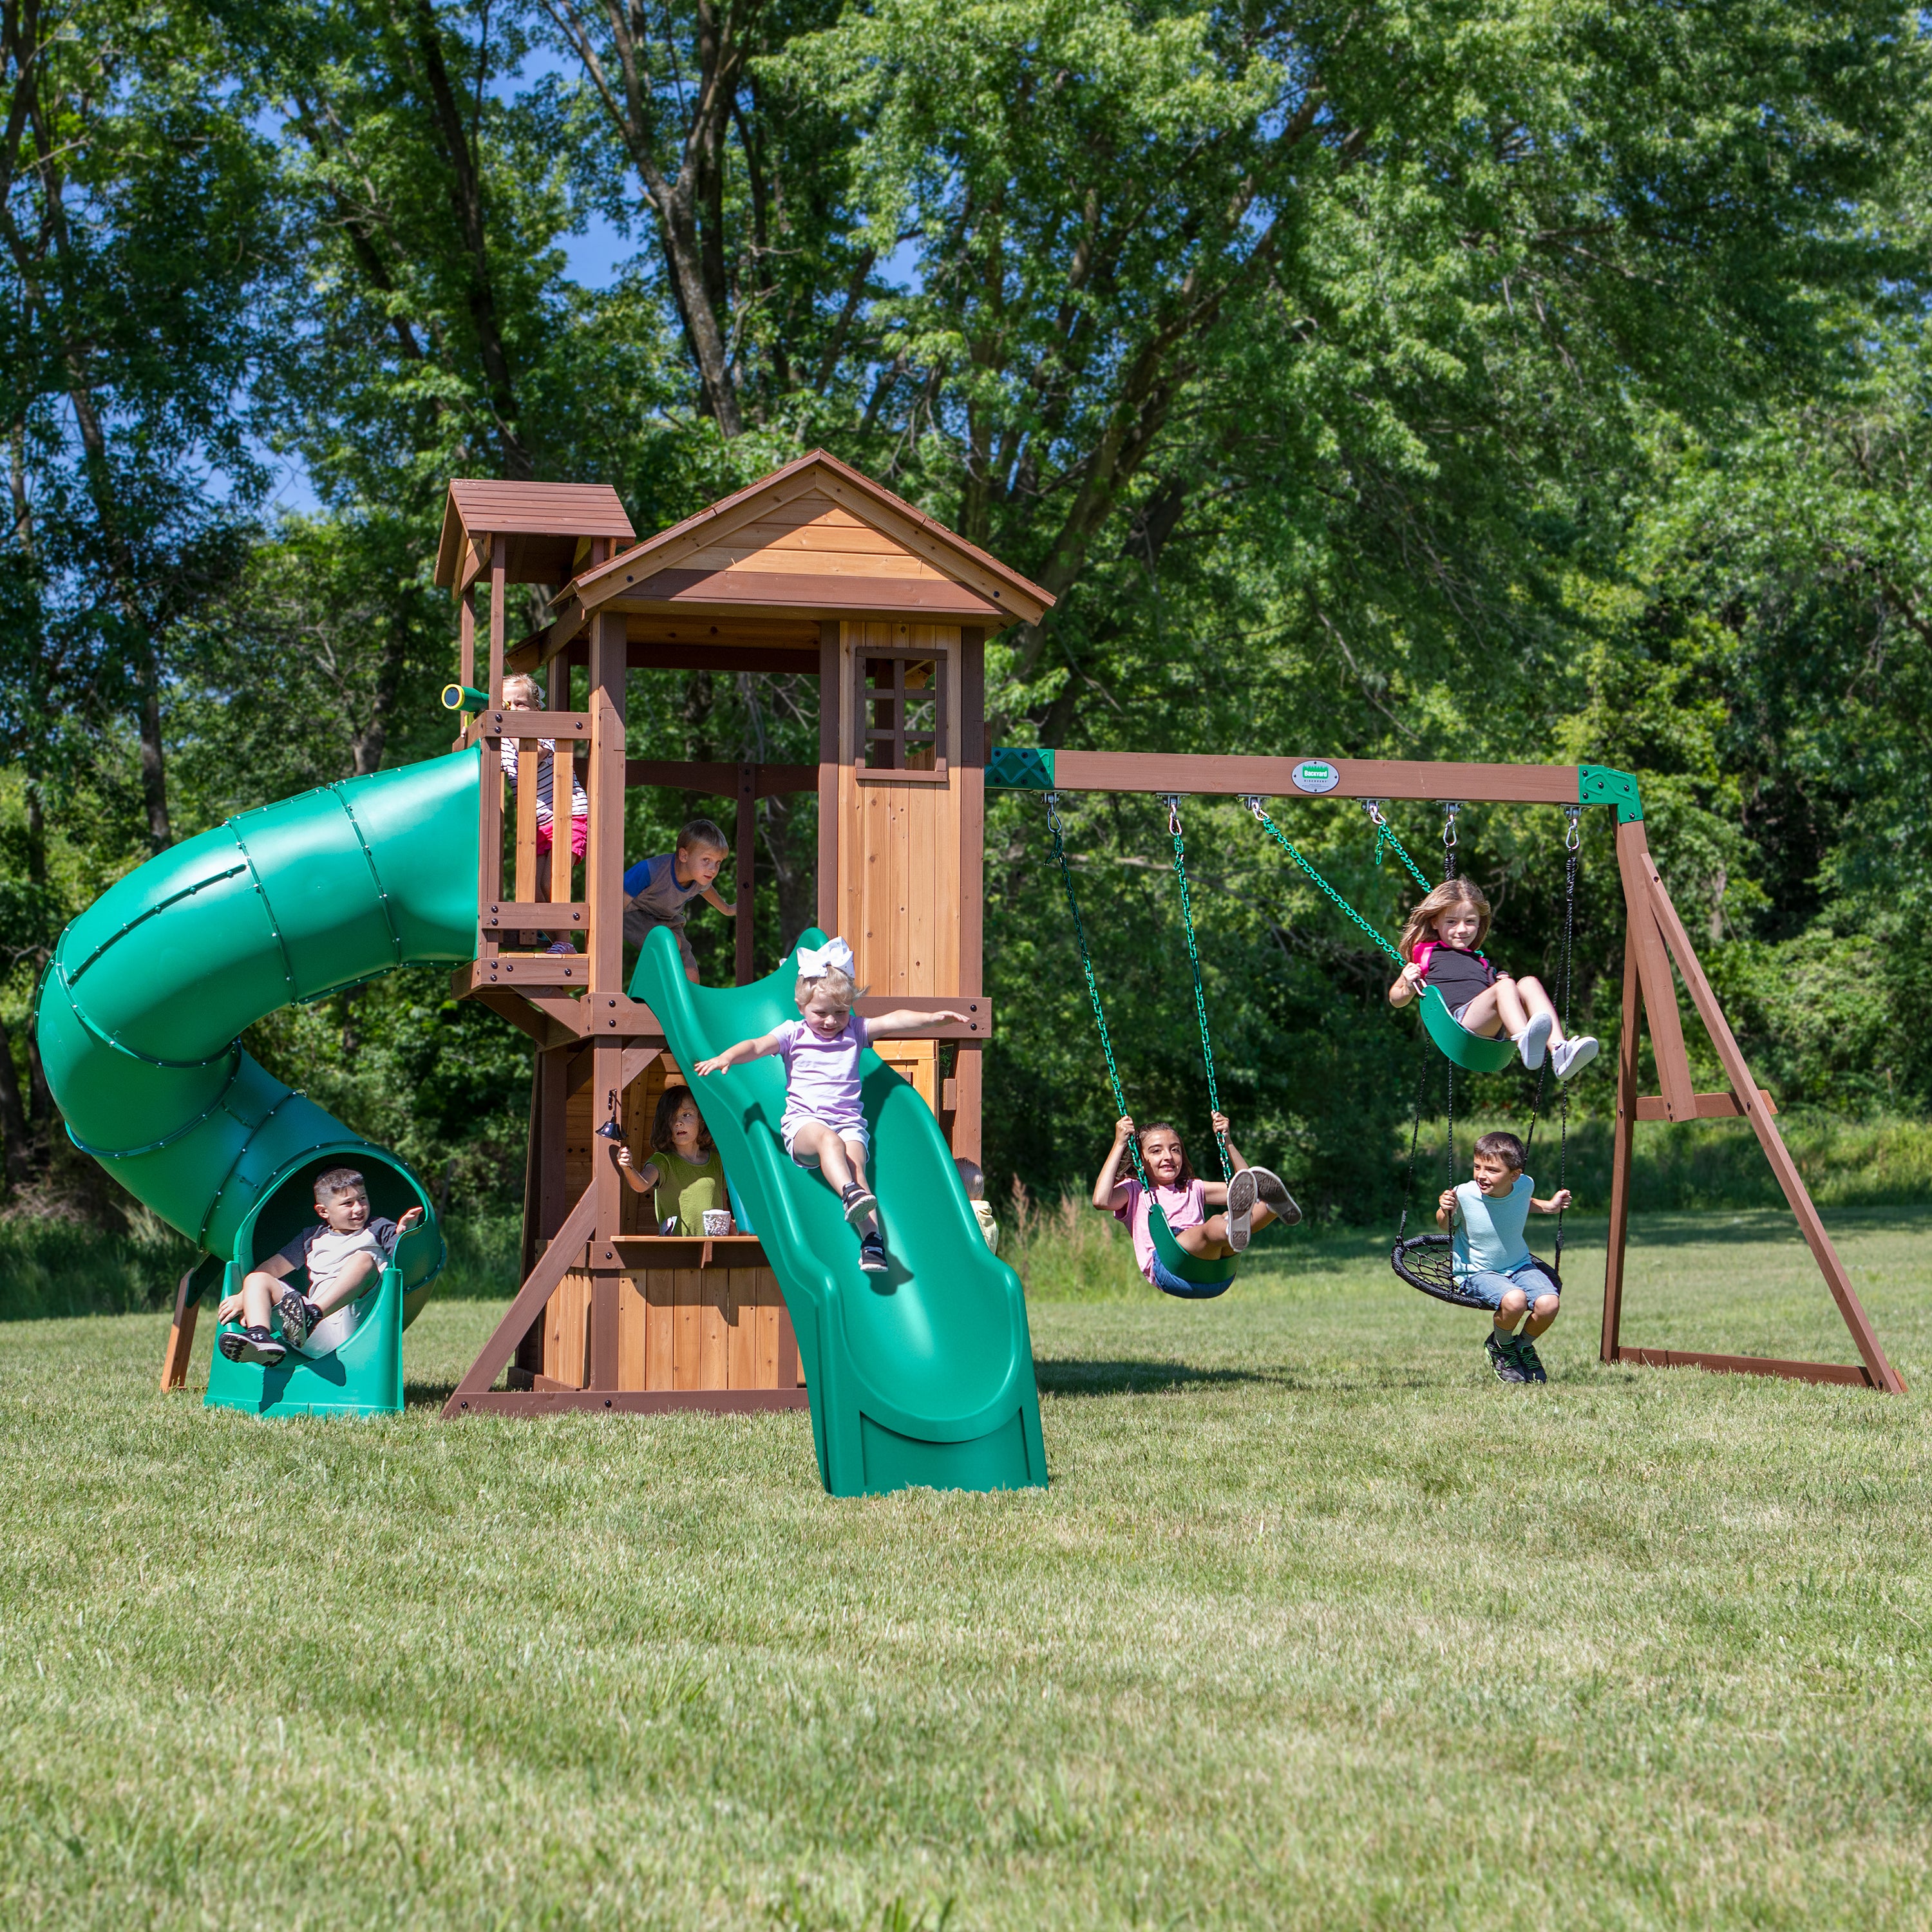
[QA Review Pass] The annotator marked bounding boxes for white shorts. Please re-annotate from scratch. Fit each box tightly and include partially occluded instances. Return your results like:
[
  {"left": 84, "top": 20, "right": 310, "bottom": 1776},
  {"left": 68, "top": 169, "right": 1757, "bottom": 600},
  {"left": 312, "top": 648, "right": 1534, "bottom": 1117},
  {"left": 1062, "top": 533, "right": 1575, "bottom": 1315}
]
[
  {"left": 782, "top": 1115, "right": 870, "bottom": 1166},
  {"left": 297, "top": 1300, "right": 362, "bottom": 1359}
]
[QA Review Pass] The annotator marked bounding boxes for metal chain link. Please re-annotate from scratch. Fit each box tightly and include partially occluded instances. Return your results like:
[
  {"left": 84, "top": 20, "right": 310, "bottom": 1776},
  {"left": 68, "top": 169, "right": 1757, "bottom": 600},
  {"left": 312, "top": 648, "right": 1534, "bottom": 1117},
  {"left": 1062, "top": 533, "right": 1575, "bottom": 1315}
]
[
  {"left": 1363, "top": 800, "right": 1435, "bottom": 894},
  {"left": 1045, "top": 792, "right": 1148, "bottom": 1191},
  {"left": 1242, "top": 797, "right": 1405, "bottom": 965},
  {"left": 1162, "top": 797, "right": 1233, "bottom": 1180}
]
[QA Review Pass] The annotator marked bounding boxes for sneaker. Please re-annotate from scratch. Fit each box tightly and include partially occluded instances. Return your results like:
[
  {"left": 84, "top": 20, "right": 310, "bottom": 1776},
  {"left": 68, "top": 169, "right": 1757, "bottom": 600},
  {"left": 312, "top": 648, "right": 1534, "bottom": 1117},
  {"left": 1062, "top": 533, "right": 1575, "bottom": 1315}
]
[
  {"left": 1514, "top": 1012, "right": 1553, "bottom": 1070},
  {"left": 1485, "top": 1331, "right": 1526, "bottom": 1384},
  {"left": 1246, "top": 1165, "right": 1303, "bottom": 1228},
  {"left": 219, "top": 1325, "right": 286, "bottom": 1367},
  {"left": 1224, "top": 1168, "right": 1257, "bottom": 1251},
  {"left": 1513, "top": 1333, "right": 1548, "bottom": 1384},
  {"left": 545, "top": 940, "right": 576, "bottom": 955},
  {"left": 857, "top": 1231, "right": 889, "bottom": 1274},
  {"left": 275, "top": 1287, "right": 319, "bottom": 1350},
  {"left": 1551, "top": 1035, "right": 1600, "bottom": 1082},
  {"left": 840, "top": 1182, "right": 876, "bottom": 1227}
]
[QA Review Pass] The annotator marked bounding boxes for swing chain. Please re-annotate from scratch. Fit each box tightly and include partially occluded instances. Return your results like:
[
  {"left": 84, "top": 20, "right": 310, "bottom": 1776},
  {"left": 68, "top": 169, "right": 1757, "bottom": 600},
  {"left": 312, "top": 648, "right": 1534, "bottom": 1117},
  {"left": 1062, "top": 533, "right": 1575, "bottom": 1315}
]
[
  {"left": 1046, "top": 791, "right": 1150, "bottom": 1191},
  {"left": 1163, "top": 797, "right": 1233, "bottom": 1180},
  {"left": 1440, "top": 801, "right": 1462, "bottom": 881},
  {"left": 1242, "top": 797, "right": 1405, "bottom": 965},
  {"left": 1361, "top": 799, "right": 1435, "bottom": 893},
  {"left": 1564, "top": 805, "right": 1582, "bottom": 852}
]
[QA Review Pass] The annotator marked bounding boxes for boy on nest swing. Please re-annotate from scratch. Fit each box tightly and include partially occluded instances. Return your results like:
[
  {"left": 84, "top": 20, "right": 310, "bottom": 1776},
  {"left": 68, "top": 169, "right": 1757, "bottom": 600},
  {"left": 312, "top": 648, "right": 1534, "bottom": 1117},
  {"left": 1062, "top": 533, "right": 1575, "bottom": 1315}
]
[{"left": 1440, "top": 1130, "right": 1571, "bottom": 1385}]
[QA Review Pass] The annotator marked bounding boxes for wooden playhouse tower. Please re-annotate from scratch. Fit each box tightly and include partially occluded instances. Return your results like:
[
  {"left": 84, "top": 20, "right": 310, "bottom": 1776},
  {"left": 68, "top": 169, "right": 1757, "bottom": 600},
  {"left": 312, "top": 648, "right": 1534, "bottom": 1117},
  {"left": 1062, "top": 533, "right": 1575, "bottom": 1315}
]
[{"left": 433, "top": 453, "right": 1050, "bottom": 1416}]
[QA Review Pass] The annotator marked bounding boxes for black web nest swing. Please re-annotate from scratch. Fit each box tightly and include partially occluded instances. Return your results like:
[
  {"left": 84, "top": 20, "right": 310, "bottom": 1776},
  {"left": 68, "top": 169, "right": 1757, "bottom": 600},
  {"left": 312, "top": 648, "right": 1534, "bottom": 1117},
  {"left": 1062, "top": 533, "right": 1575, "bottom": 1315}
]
[{"left": 1388, "top": 806, "right": 1581, "bottom": 1307}]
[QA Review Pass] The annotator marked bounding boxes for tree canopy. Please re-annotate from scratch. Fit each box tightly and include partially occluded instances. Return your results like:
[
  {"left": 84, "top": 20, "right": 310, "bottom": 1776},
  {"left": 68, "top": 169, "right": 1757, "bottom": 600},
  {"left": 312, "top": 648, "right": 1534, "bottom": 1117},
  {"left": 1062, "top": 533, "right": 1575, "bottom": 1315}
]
[{"left": 2, "top": 0, "right": 1927, "bottom": 1221}]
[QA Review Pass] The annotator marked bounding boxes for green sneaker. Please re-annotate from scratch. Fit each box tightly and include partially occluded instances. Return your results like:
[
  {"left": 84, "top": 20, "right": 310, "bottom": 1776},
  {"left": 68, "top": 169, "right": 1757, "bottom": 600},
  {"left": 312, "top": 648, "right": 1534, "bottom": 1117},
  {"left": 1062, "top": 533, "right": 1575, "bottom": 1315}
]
[
  {"left": 1485, "top": 1332, "right": 1527, "bottom": 1385},
  {"left": 1512, "top": 1333, "right": 1548, "bottom": 1384}
]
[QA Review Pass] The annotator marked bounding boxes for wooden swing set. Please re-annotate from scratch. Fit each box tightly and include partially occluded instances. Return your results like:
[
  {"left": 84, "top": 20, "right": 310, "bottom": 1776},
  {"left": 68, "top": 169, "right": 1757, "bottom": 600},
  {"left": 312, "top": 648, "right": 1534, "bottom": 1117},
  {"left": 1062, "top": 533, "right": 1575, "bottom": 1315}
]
[{"left": 995, "top": 748, "right": 1904, "bottom": 1395}]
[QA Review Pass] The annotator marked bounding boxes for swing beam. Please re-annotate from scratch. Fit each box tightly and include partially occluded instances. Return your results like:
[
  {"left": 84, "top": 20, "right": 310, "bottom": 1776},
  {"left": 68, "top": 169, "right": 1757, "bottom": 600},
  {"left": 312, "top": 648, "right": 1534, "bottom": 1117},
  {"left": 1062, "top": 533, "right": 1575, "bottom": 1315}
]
[{"left": 996, "top": 746, "right": 1905, "bottom": 1396}]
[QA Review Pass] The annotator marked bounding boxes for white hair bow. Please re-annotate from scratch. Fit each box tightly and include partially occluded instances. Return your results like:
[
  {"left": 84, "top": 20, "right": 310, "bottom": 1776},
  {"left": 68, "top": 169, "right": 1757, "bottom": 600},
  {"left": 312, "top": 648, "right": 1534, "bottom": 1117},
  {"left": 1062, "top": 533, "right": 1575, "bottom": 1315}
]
[{"left": 795, "top": 936, "right": 856, "bottom": 980}]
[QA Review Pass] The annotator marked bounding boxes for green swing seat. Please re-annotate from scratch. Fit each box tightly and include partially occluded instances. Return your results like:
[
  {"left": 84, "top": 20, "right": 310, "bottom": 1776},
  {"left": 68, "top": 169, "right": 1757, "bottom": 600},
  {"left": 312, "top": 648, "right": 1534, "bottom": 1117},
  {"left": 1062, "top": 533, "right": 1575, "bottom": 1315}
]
[
  {"left": 1147, "top": 1204, "right": 1238, "bottom": 1298},
  {"left": 1417, "top": 983, "right": 1519, "bottom": 1074}
]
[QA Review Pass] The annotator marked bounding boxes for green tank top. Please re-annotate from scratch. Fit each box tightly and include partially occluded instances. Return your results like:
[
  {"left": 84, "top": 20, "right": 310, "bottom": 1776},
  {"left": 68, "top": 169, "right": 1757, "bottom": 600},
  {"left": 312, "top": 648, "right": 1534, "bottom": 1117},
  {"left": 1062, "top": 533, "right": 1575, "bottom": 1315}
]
[{"left": 652, "top": 1148, "right": 726, "bottom": 1235}]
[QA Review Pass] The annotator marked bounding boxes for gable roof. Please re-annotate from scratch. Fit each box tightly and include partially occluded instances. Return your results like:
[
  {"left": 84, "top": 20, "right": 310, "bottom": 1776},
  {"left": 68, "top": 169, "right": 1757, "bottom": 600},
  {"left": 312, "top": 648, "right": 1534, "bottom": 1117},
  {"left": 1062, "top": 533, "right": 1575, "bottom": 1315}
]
[
  {"left": 435, "top": 481, "right": 636, "bottom": 590},
  {"left": 561, "top": 450, "right": 1054, "bottom": 629}
]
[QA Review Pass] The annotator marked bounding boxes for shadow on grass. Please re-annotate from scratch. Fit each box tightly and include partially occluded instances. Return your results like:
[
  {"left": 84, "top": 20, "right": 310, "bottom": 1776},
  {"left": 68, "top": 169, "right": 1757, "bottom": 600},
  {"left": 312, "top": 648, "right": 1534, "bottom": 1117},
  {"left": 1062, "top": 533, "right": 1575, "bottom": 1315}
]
[{"left": 1034, "top": 1356, "right": 1305, "bottom": 1397}]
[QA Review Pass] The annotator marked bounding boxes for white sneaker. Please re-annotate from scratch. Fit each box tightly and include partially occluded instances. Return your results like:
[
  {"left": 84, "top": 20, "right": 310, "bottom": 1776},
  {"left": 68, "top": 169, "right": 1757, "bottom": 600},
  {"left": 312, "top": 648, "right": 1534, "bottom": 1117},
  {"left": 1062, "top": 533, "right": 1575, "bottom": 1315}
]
[
  {"left": 1515, "top": 1012, "right": 1553, "bottom": 1070},
  {"left": 1552, "top": 1035, "right": 1600, "bottom": 1082}
]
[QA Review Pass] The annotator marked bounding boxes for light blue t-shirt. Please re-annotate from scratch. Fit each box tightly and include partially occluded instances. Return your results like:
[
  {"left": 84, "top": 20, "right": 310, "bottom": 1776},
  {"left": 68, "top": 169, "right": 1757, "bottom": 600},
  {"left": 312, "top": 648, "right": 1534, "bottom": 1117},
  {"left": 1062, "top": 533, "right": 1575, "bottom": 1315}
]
[{"left": 1452, "top": 1175, "right": 1533, "bottom": 1278}]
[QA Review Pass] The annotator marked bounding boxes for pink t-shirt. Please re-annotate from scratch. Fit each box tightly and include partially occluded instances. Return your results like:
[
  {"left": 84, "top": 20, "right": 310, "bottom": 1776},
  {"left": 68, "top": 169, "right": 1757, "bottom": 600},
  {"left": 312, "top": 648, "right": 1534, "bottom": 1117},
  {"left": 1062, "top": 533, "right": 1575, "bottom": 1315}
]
[
  {"left": 775, "top": 1012, "right": 871, "bottom": 1141},
  {"left": 1113, "top": 1175, "right": 1207, "bottom": 1281}
]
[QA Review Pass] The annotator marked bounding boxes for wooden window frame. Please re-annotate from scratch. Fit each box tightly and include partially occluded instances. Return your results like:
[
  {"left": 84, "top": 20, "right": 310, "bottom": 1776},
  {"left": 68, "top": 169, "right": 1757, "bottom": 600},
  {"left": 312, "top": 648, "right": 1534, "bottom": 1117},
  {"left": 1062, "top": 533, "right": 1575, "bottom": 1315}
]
[{"left": 853, "top": 644, "right": 949, "bottom": 784}]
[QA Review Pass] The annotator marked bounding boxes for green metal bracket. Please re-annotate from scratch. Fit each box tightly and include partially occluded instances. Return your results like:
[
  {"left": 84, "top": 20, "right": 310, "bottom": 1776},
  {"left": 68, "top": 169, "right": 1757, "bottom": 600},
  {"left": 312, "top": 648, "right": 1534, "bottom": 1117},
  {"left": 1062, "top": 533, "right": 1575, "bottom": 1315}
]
[
  {"left": 1578, "top": 764, "right": 1642, "bottom": 822},
  {"left": 986, "top": 746, "right": 1056, "bottom": 790}
]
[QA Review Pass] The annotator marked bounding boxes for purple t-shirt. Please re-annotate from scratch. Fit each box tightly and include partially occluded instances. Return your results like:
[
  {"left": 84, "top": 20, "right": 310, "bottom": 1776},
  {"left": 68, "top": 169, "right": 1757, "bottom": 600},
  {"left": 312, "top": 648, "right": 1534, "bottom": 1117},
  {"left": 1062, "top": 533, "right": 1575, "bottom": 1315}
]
[
  {"left": 775, "top": 1012, "right": 870, "bottom": 1140},
  {"left": 1113, "top": 1176, "right": 1206, "bottom": 1282}
]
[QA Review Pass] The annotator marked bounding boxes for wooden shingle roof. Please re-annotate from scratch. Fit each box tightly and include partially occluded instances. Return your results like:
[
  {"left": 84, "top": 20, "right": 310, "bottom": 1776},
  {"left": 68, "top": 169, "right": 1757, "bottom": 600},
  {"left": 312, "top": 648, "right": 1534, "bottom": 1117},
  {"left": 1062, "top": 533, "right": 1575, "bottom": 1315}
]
[
  {"left": 556, "top": 451, "right": 1054, "bottom": 630},
  {"left": 435, "top": 481, "right": 636, "bottom": 590}
]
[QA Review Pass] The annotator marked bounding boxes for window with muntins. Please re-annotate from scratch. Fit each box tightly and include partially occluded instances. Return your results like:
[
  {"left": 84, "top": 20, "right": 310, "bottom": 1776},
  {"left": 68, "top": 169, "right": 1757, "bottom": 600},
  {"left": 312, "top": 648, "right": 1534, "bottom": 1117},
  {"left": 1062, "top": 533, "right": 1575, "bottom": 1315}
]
[{"left": 855, "top": 647, "right": 948, "bottom": 781}]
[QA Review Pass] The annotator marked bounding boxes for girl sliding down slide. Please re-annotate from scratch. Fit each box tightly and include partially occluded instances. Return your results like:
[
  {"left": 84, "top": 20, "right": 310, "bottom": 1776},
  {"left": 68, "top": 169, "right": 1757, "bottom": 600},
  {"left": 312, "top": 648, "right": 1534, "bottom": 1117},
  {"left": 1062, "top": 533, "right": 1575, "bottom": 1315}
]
[{"left": 693, "top": 936, "right": 973, "bottom": 1275}]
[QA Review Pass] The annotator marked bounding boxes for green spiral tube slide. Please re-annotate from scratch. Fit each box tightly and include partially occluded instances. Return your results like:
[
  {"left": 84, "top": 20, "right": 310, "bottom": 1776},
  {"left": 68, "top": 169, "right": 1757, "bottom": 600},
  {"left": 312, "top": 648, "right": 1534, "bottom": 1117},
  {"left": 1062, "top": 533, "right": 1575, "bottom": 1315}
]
[{"left": 35, "top": 748, "right": 482, "bottom": 1318}]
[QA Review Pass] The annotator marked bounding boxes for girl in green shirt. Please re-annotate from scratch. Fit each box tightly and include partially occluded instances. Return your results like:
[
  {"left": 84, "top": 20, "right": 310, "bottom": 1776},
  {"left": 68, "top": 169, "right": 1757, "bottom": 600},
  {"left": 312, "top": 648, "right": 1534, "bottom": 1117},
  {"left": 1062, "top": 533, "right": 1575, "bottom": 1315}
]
[{"left": 617, "top": 1085, "right": 729, "bottom": 1234}]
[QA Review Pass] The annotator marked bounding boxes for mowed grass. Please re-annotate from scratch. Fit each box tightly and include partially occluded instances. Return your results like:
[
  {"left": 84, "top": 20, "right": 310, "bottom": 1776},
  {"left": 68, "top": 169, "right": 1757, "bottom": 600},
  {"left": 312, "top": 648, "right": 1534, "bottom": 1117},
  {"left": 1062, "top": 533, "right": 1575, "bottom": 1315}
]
[{"left": 3, "top": 1210, "right": 1931, "bottom": 1929}]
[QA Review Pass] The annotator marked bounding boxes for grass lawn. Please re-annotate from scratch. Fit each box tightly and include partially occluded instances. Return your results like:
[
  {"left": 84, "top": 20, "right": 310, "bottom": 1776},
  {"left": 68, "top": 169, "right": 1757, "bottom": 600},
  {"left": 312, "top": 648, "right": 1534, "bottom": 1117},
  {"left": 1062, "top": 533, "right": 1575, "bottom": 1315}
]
[{"left": 4, "top": 1208, "right": 1931, "bottom": 1928}]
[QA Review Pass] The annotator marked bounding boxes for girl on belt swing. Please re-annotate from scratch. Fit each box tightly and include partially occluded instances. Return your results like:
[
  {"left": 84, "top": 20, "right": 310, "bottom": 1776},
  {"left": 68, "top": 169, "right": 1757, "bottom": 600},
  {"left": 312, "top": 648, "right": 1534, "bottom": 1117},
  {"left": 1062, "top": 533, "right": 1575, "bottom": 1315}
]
[
  {"left": 1092, "top": 1114, "right": 1299, "bottom": 1295},
  {"left": 1389, "top": 877, "right": 1600, "bottom": 1081}
]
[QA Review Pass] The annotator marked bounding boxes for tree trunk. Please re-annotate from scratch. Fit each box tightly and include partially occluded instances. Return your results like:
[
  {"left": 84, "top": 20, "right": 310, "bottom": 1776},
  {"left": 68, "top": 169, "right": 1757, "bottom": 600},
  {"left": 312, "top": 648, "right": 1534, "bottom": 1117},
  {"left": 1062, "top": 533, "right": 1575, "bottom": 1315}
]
[
  {"left": 407, "top": 0, "right": 533, "bottom": 477},
  {"left": 0, "top": 1014, "right": 30, "bottom": 1186}
]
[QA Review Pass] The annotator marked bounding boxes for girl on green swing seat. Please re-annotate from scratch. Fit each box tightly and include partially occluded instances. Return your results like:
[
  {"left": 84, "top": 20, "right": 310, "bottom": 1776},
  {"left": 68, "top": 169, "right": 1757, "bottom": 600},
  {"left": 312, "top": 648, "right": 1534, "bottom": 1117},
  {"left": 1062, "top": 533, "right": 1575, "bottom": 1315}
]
[
  {"left": 1092, "top": 1114, "right": 1300, "bottom": 1294},
  {"left": 1389, "top": 878, "right": 1599, "bottom": 1080}
]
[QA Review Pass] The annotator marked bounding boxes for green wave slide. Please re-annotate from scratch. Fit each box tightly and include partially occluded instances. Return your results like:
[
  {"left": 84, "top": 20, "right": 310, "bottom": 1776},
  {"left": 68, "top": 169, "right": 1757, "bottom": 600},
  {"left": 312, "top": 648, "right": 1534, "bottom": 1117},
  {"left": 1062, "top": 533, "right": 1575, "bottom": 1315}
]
[
  {"left": 632, "top": 925, "right": 1048, "bottom": 1497},
  {"left": 36, "top": 748, "right": 480, "bottom": 1416}
]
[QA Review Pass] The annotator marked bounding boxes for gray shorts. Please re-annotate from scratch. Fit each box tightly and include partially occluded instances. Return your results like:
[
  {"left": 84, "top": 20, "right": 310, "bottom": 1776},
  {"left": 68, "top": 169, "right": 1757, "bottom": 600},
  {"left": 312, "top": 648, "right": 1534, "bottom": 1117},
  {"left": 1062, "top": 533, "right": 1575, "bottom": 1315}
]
[{"left": 624, "top": 908, "right": 696, "bottom": 976}]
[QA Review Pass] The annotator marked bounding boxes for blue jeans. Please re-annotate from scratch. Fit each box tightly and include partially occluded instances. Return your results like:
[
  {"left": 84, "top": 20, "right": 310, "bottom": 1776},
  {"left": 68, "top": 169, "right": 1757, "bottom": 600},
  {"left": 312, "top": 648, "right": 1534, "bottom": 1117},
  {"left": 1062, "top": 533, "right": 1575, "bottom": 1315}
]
[
  {"left": 1459, "top": 1255, "right": 1559, "bottom": 1311},
  {"left": 1147, "top": 1251, "right": 1231, "bottom": 1301}
]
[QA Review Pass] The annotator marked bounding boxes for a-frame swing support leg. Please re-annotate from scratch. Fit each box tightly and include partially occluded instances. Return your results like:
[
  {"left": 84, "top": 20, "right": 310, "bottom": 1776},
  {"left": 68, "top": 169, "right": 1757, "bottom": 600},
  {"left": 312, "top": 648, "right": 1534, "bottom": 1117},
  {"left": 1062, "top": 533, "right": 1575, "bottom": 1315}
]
[{"left": 1601, "top": 820, "right": 1904, "bottom": 1394}]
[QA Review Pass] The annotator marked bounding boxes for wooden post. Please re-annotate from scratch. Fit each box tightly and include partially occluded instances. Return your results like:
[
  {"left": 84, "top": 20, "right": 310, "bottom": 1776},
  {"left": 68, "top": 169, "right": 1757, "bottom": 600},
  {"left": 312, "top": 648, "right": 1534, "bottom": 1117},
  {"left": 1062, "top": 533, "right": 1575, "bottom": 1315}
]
[
  {"left": 736, "top": 759, "right": 756, "bottom": 985},
  {"left": 587, "top": 608, "right": 628, "bottom": 1384},
  {"left": 1633, "top": 835, "right": 1905, "bottom": 1393},
  {"left": 1614, "top": 822, "right": 1697, "bottom": 1119},
  {"left": 1601, "top": 940, "right": 1642, "bottom": 1366},
  {"left": 488, "top": 533, "right": 507, "bottom": 704},
  {"left": 817, "top": 620, "right": 840, "bottom": 930},
  {"left": 160, "top": 1267, "right": 199, "bottom": 1392},
  {"left": 954, "top": 626, "right": 986, "bottom": 1160},
  {"left": 459, "top": 585, "right": 476, "bottom": 699}
]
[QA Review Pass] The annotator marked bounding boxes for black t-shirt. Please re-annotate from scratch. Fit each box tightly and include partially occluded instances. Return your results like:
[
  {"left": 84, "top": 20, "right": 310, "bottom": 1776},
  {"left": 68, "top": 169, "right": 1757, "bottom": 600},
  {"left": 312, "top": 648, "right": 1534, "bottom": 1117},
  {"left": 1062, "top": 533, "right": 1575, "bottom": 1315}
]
[{"left": 1419, "top": 944, "right": 1497, "bottom": 1010}]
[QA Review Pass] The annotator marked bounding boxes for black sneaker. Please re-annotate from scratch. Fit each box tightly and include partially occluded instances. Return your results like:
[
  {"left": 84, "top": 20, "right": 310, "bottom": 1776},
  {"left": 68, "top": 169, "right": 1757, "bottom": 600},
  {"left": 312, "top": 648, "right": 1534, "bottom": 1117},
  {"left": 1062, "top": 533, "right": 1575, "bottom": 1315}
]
[
  {"left": 275, "top": 1287, "right": 319, "bottom": 1350},
  {"left": 841, "top": 1182, "right": 877, "bottom": 1227},
  {"left": 220, "top": 1325, "right": 286, "bottom": 1367},
  {"left": 857, "top": 1231, "right": 889, "bottom": 1274},
  {"left": 1513, "top": 1333, "right": 1548, "bottom": 1384},
  {"left": 1484, "top": 1332, "right": 1526, "bottom": 1385}
]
